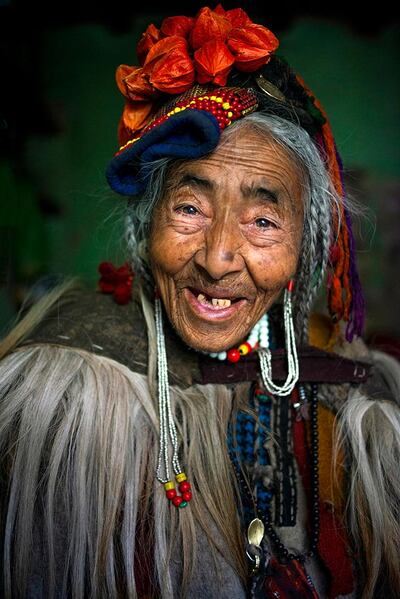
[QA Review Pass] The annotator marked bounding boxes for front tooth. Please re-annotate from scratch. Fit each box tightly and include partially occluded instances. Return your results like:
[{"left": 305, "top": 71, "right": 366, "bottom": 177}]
[
  {"left": 197, "top": 293, "right": 206, "bottom": 304},
  {"left": 211, "top": 298, "right": 232, "bottom": 307},
  {"left": 221, "top": 299, "right": 231, "bottom": 307}
]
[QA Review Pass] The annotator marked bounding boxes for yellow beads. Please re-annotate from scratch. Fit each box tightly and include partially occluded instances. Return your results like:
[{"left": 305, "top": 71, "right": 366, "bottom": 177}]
[
  {"left": 222, "top": 102, "right": 230, "bottom": 110},
  {"left": 176, "top": 472, "right": 187, "bottom": 483},
  {"left": 164, "top": 481, "right": 175, "bottom": 491},
  {"left": 118, "top": 136, "right": 140, "bottom": 152},
  {"left": 238, "top": 343, "right": 250, "bottom": 356}
]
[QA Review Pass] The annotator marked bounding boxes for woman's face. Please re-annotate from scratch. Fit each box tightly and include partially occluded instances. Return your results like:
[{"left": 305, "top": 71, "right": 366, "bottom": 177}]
[{"left": 148, "top": 127, "right": 304, "bottom": 352}]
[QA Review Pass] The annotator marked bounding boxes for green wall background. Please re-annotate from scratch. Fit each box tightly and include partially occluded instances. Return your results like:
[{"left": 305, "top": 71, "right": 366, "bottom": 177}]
[{"left": 1, "top": 16, "right": 399, "bottom": 336}]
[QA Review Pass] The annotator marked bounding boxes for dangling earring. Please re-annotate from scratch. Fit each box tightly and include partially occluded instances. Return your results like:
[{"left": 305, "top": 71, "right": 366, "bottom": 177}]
[
  {"left": 154, "top": 294, "right": 193, "bottom": 508},
  {"left": 258, "top": 280, "right": 299, "bottom": 396}
]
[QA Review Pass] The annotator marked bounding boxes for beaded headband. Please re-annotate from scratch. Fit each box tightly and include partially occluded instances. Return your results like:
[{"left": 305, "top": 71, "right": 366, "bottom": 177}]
[{"left": 105, "top": 4, "right": 365, "bottom": 341}]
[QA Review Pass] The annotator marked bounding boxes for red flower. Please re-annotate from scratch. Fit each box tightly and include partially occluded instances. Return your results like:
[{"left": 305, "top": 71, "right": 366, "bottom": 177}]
[
  {"left": 227, "top": 24, "right": 279, "bottom": 72},
  {"left": 113, "top": 6, "right": 281, "bottom": 148},
  {"left": 194, "top": 39, "right": 234, "bottom": 86},
  {"left": 160, "top": 15, "right": 194, "bottom": 38},
  {"left": 98, "top": 262, "right": 134, "bottom": 305},
  {"left": 116, "top": 64, "right": 158, "bottom": 102},
  {"left": 215, "top": 4, "right": 252, "bottom": 28},
  {"left": 143, "top": 36, "right": 195, "bottom": 94},
  {"left": 190, "top": 6, "right": 232, "bottom": 50},
  {"left": 137, "top": 23, "right": 160, "bottom": 66},
  {"left": 117, "top": 100, "right": 154, "bottom": 145}
]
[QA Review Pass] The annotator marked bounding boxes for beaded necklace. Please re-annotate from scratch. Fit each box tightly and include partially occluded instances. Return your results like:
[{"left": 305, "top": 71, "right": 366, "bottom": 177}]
[
  {"left": 207, "top": 282, "right": 299, "bottom": 398},
  {"left": 209, "top": 313, "right": 270, "bottom": 363}
]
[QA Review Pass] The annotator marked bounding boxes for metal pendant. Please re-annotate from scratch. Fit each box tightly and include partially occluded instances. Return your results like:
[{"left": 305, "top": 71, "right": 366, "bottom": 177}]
[
  {"left": 255, "top": 75, "right": 286, "bottom": 102},
  {"left": 246, "top": 518, "right": 265, "bottom": 574}
]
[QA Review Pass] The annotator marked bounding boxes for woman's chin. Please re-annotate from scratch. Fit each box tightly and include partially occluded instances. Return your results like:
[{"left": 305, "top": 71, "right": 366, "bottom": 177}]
[{"left": 178, "top": 330, "right": 244, "bottom": 354}]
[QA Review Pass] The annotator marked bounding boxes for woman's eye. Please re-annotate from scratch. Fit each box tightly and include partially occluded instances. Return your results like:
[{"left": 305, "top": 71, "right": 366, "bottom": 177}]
[
  {"left": 176, "top": 205, "right": 199, "bottom": 215},
  {"left": 255, "top": 217, "right": 274, "bottom": 228}
]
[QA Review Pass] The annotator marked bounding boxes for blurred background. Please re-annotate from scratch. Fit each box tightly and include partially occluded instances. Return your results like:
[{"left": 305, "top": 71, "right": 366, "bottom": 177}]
[{"left": 0, "top": 1, "right": 399, "bottom": 350}]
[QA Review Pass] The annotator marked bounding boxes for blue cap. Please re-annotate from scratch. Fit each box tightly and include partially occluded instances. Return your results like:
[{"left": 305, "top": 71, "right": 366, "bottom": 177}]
[{"left": 106, "top": 109, "right": 221, "bottom": 196}]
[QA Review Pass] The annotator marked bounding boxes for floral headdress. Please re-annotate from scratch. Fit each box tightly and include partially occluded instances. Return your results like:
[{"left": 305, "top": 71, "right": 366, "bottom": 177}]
[
  {"left": 105, "top": 4, "right": 365, "bottom": 342},
  {"left": 114, "top": 5, "right": 279, "bottom": 147}
]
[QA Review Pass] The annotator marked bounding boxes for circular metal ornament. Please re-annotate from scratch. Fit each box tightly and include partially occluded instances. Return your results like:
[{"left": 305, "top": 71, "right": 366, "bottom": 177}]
[{"left": 255, "top": 75, "right": 286, "bottom": 102}]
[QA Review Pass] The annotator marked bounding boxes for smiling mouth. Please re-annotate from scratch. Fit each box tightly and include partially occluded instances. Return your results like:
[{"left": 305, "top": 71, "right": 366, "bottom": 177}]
[
  {"left": 189, "top": 287, "right": 244, "bottom": 307},
  {"left": 185, "top": 287, "right": 247, "bottom": 320}
]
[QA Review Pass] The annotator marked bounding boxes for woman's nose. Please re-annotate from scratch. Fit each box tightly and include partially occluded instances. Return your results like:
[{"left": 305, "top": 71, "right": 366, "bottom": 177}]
[{"left": 194, "top": 220, "right": 244, "bottom": 280}]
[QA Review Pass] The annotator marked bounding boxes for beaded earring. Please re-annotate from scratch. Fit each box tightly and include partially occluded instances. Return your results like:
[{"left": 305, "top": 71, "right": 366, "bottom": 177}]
[{"left": 258, "top": 280, "right": 299, "bottom": 397}]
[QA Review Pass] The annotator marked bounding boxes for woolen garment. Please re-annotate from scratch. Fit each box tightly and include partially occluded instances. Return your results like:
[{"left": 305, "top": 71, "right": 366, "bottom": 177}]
[{"left": 0, "top": 286, "right": 388, "bottom": 598}]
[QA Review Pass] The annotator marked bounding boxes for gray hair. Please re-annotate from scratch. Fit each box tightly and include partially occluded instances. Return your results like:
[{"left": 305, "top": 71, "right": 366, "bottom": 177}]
[{"left": 125, "top": 113, "right": 338, "bottom": 343}]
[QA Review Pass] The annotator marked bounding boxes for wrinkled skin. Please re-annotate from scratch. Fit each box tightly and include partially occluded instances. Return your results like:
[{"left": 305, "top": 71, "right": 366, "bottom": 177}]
[{"left": 149, "top": 127, "right": 304, "bottom": 352}]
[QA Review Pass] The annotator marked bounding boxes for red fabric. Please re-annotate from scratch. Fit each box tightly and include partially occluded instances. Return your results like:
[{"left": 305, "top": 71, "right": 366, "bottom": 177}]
[
  {"left": 292, "top": 390, "right": 354, "bottom": 598},
  {"left": 318, "top": 504, "right": 354, "bottom": 598},
  {"left": 264, "top": 557, "right": 319, "bottom": 599}
]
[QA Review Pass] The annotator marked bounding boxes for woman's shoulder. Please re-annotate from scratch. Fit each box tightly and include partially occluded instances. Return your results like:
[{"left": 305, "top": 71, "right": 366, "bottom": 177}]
[{"left": 9, "top": 284, "right": 149, "bottom": 377}]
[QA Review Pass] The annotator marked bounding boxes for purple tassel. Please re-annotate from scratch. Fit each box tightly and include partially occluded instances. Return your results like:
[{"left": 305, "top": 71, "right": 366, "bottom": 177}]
[{"left": 335, "top": 150, "right": 366, "bottom": 341}]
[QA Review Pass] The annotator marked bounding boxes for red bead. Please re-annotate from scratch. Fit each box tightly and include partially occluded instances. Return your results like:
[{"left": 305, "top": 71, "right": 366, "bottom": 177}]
[
  {"left": 179, "top": 481, "right": 191, "bottom": 493},
  {"left": 287, "top": 279, "right": 295, "bottom": 293},
  {"left": 172, "top": 496, "right": 183, "bottom": 507},
  {"left": 227, "top": 348, "right": 240, "bottom": 363},
  {"left": 182, "top": 491, "right": 192, "bottom": 502},
  {"left": 166, "top": 489, "right": 177, "bottom": 500},
  {"left": 113, "top": 284, "right": 131, "bottom": 305}
]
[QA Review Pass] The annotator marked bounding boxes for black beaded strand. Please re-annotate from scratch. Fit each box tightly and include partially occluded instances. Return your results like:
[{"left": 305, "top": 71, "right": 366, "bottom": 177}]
[
  {"left": 307, "top": 383, "right": 320, "bottom": 558},
  {"left": 232, "top": 384, "right": 320, "bottom": 564}
]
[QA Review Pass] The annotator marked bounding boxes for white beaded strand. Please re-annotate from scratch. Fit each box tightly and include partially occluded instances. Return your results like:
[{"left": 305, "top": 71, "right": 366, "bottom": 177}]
[
  {"left": 155, "top": 297, "right": 182, "bottom": 484},
  {"left": 258, "top": 287, "right": 299, "bottom": 396}
]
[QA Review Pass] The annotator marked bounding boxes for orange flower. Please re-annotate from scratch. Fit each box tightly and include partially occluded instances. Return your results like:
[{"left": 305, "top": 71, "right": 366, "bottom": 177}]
[
  {"left": 143, "top": 36, "right": 195, "bottom": 94},
  {"left": 118, "top": 99, "right": 154, "bottom": 145},
  {"left": 136, "top": 24, "right": 160, "bottom": 66},
  {"left": 227, "top": 24, "right": 279, "bottom": 72},
  {"left": 194, "top": 39, "right": 234, "bottom": 86},
  {"left": 116, "top": 65, "right": 158, "bottom": 101},
  {"left": 160, "top": 15, "right": 194, "bottom": 38},
  {"left": 190, "top": 6, "right": 232, "bottom": 50},
  {"left": 215, "top": 4, "right": 252, "bottom": 28}
]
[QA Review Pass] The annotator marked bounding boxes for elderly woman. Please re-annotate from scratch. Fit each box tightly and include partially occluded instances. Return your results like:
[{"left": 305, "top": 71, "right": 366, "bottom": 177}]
[{"left": 0, "top": 6, "right": 399, "bottom": 599}]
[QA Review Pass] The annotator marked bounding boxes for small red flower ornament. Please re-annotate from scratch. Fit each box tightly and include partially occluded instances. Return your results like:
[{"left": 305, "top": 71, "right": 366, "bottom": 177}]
[{"left": 98, "top": 261, "right": 134, "bottom": 305}]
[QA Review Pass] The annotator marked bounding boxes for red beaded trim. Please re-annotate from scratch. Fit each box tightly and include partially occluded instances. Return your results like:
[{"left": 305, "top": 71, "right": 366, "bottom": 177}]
[{"left": 116, "top": 87, "right": 258, "bottom": 156}]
